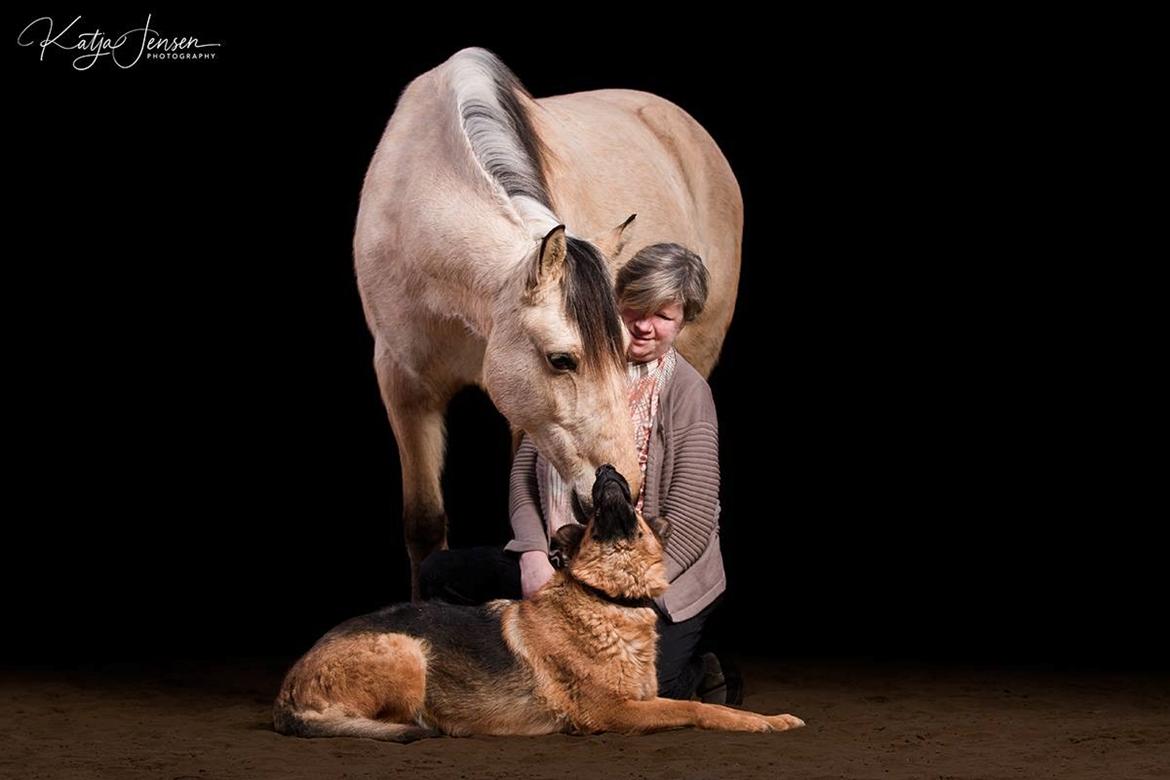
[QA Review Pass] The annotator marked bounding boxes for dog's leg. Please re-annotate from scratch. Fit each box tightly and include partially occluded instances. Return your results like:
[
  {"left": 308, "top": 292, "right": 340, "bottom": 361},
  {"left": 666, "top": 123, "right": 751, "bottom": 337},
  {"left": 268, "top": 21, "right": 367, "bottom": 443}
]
[{"left": 587, "top": 698, "right": 804, "bottom": 735}]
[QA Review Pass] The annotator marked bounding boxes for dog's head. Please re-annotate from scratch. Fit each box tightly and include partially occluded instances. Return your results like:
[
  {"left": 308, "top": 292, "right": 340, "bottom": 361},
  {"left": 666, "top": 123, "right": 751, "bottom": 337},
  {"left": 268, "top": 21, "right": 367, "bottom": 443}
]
[{"left": 552, "top": 464, "right": 670, "bottom": 600}]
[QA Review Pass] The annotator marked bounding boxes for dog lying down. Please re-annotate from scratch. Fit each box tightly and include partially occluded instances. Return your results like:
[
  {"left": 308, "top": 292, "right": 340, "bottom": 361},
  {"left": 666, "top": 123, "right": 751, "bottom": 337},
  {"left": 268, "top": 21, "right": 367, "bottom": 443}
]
[{"left": 274, "top": 465, "right": 804, "bottom": 740}]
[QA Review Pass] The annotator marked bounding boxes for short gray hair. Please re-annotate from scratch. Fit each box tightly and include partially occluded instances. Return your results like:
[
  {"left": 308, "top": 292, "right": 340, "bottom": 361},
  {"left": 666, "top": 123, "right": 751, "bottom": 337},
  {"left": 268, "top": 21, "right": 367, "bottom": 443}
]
[{"left": 615, "top": 243, "right": 709, "bottom": 322}]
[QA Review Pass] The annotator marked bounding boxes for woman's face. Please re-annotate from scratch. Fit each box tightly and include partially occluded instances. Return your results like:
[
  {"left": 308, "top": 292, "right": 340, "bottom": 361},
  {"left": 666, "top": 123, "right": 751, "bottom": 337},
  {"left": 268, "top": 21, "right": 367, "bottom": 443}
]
[{"left": 620, "top": 300, "right": 685, "bottom": 363}]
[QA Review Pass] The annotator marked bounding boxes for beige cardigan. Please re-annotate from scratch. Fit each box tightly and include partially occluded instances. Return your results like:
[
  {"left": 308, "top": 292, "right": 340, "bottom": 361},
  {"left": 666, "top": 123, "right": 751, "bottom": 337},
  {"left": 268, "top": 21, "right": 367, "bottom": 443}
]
[{"left": 506, "top": 354, "right": 725, "bottom": 622}]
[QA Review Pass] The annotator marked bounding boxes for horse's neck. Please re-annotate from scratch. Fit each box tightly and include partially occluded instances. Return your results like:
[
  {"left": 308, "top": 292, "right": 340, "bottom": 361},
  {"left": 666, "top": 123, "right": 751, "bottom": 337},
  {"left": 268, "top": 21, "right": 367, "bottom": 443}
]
[
  {"left": 419, "top": 239, "right": 531, "bottom": 339},
  {"left": 421, "top": 267, "right": 496, "bottom": 337},
  {"left": 406, "top": 64, "right": 562, "bottom": 337}
]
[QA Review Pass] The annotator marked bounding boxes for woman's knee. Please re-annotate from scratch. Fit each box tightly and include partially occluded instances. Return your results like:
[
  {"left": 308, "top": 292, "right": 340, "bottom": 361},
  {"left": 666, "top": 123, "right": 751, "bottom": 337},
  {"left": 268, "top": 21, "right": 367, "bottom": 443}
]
[{"left": 657, "top": 655, "right": 702, "bottom": 700}]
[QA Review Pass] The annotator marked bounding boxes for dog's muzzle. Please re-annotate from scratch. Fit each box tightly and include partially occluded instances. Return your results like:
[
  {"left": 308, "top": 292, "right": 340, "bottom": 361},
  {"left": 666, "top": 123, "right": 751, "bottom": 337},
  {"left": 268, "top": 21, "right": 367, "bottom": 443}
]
[{"left": 590, "top": 464, "right": 638, "bottom": 542}]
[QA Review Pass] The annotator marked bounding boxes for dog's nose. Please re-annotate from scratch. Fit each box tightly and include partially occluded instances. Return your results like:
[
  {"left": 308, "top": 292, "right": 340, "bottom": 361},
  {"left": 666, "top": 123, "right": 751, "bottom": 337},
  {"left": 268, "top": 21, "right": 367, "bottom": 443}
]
[{"left": 596, "top": 464, "right": 616, "bottom": 478}]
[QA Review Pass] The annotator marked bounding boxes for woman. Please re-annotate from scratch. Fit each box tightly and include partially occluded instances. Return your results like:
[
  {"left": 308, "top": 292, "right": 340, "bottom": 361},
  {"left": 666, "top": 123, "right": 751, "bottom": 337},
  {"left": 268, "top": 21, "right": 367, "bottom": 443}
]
[{"left": 421, "top": 243, "right": 730, "bottom": 702}]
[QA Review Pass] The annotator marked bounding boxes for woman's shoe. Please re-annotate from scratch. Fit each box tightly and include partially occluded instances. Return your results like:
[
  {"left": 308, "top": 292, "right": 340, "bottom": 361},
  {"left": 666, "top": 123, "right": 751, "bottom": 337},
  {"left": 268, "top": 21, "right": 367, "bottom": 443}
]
[
  {"left": 696, "top": 652, "right": 727, "bottom": 705},
  {"left": 723, "top": 662, "right": 744, "bottom": 707}
]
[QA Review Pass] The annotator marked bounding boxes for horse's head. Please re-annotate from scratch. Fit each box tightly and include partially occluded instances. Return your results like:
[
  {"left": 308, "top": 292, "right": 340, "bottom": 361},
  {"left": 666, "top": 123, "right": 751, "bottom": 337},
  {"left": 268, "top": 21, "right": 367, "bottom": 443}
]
[{"left": 484, "top": 224, "right": 639, "bottom": 514}]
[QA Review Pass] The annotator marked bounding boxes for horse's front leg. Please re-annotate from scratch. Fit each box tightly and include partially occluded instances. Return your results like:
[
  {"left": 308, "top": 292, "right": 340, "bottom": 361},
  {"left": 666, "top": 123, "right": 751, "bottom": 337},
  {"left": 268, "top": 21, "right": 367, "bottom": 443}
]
[{"left": 374, "top": 349, "right": 451, "bottom": 601}]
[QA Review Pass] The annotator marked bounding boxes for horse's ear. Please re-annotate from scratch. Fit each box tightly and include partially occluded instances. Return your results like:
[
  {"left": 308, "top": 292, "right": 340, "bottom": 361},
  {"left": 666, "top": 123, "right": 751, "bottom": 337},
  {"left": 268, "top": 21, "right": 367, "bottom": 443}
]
[
  {"left": 591, "top": 213, "right": 637, "bottom": 265},
  {"left": 527, "top": 224, "right": 568, "bottom": 296}
]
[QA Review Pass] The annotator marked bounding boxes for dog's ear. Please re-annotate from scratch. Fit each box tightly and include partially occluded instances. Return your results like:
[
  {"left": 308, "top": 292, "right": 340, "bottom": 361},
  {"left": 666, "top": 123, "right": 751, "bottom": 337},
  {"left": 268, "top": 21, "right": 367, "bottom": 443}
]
[
  {"left": 646, "top": 515, "right": 670, "bottom": 541},
  {"left": 549, "top": 523, "right": 586, "bottom": 569}
]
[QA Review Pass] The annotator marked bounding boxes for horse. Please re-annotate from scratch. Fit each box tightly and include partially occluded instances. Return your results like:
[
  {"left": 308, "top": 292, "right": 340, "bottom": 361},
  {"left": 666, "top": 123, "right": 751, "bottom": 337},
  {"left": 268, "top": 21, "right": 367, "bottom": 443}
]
[{"left": 353, "top": 48, "right": 742, "bottom": 597}]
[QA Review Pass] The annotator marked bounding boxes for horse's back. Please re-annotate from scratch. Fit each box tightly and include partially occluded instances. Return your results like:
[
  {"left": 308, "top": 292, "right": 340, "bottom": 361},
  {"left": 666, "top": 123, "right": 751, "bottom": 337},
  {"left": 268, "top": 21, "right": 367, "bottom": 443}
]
[{"left": 537, "top": 88, "right": 741, "bottom": 225}]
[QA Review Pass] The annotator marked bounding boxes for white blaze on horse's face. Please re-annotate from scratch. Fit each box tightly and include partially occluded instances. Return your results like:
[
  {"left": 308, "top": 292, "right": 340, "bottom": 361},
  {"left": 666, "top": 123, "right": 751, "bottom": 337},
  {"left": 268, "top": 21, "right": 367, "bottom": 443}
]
[{"left": 483, "top": 226, "right": 640, "bottom": 511}]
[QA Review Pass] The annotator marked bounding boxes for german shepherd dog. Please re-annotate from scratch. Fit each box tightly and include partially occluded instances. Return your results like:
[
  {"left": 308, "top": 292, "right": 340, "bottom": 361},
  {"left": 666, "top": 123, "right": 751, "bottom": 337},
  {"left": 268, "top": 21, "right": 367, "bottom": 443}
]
[{"left": 273, "top": 465, "right": 804, "bottom": 740}]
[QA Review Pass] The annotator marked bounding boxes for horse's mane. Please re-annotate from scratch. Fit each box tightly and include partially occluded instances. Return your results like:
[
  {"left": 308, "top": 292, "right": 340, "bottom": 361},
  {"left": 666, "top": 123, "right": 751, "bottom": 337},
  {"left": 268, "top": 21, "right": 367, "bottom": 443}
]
[
  {"left": 449, "top": 48, "right": 555, "bottom": 227},
  {"left": 450, "top": 48, "right": 624, "bottom": 372},
  {"left": 563, "top": 237, "right": 626, "bottom": 372}
]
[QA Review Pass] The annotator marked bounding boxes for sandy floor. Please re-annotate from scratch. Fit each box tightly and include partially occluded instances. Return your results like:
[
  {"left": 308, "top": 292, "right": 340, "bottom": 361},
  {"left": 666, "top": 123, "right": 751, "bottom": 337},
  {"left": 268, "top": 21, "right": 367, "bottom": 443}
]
[{"left": 2, "top": 658, "right": 1166, "bottom": 779}]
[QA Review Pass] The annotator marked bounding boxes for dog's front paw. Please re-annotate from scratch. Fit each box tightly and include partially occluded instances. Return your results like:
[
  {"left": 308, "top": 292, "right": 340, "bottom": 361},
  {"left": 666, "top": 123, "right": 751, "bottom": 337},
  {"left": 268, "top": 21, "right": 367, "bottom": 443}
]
[
  {"left": 765, "top": 713, "right": 805, "bottom": 731},
  {"left": 742, "top": 715, "right": 774, "bottom": 732},
  {"left": 704, "top": 710, "right": 772, "bottom": 732}
]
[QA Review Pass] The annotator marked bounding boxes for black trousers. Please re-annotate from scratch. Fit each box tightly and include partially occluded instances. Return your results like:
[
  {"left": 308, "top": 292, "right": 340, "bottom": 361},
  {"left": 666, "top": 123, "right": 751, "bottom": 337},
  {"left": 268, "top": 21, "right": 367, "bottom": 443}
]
[{"left": 419, "top": 546, "right": 718, "bottom": 700}]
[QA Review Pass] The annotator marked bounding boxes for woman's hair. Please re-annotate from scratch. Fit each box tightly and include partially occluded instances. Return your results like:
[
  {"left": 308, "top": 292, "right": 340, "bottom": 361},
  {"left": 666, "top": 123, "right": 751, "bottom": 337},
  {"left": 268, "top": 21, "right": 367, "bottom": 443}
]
[{"left": 615, "top": 243, "right": 710, "bottom": 322}]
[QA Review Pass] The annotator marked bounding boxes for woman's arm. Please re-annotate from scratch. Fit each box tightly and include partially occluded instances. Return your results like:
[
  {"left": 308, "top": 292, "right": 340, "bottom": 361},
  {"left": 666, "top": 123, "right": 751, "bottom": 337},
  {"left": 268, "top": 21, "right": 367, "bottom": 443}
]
[
  {"left": 659, "top": 382, "right": 721, "bottom": 582},
  {"left": 504, "top": 434, "right": 557, "bottom": 597},
  {"left": 504, "top": 435, "right": 547, "bottom": 554}
]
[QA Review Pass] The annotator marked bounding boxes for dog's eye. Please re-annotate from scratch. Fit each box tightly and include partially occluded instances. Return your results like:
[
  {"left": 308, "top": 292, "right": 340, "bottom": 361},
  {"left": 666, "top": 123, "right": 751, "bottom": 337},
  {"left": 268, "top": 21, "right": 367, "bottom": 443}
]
[{"left": 547, "top": 352, "right": 577, "bottom": 372}]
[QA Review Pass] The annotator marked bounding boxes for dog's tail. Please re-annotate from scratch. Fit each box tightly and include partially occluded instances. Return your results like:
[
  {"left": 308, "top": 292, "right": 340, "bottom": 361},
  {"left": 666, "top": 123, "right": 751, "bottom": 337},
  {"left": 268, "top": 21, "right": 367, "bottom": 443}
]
[{"left": 273, "top": 703, "right": 437, "bottom": 742}]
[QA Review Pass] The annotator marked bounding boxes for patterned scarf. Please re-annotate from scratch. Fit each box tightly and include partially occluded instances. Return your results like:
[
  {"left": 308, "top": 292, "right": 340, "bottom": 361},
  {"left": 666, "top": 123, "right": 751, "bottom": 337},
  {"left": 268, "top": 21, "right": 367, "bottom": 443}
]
[{"left": 537, "top": 348, "right": 677, "bottom": 540}]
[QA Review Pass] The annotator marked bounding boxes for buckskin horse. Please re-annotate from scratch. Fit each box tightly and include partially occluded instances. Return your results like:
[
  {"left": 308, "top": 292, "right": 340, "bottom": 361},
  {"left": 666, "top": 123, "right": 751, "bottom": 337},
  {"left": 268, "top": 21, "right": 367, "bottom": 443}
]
[{"left": 353, "top": 48, "right": 742, "bottom": 596}]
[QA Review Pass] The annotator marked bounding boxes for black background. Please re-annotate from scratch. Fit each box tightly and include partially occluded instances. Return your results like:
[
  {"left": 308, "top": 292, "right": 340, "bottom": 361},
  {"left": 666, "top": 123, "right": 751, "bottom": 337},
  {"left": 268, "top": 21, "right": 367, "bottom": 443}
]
[{"left": 6, "top": 11, "right": 1157, "bottom": 667}]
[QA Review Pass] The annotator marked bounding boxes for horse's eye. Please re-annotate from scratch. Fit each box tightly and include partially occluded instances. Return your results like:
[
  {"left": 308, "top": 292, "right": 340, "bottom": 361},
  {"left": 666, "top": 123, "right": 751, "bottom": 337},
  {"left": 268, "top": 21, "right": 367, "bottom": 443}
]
[{"left": 547, "top": 352, "right": 578, "bottom": 372}]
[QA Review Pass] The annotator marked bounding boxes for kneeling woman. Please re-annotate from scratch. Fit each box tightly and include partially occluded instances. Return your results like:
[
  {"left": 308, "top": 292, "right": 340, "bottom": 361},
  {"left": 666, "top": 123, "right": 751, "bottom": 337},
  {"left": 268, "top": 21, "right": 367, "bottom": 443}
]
[{"left": 421, "top": 243, "right": 728, "bottom": 702}]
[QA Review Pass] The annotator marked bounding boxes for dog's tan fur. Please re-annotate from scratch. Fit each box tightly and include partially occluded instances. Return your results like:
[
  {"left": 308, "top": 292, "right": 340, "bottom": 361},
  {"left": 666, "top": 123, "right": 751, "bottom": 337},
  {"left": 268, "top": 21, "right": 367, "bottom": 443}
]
[{"left": 274, "top": 478, "right": 803, "bottom": 740}]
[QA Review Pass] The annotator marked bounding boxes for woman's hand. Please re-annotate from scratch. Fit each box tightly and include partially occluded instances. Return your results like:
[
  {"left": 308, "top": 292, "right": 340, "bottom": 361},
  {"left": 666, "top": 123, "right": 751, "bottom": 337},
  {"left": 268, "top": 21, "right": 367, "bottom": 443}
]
[{"left": 520, "top": 550, "right": 556, "bottom": 598}]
